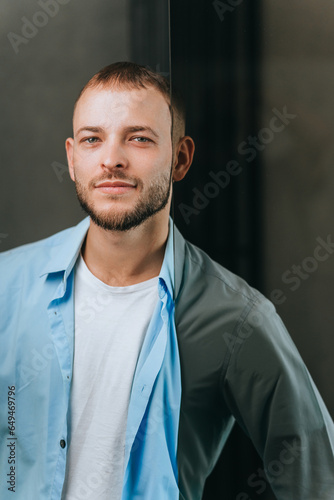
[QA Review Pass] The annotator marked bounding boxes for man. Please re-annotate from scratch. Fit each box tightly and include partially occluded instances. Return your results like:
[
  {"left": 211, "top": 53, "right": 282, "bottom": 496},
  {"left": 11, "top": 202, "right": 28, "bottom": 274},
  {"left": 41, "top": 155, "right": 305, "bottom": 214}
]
[{"left": 0, "top": 62, "right": 333, "bottom": 500}]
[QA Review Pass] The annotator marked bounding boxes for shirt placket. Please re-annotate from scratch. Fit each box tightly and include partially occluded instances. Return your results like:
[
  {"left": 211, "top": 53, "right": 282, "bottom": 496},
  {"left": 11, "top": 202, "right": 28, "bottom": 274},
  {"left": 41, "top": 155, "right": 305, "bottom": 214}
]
[{"left": 46, "top": 271, "right": 75, "bottom": 500}]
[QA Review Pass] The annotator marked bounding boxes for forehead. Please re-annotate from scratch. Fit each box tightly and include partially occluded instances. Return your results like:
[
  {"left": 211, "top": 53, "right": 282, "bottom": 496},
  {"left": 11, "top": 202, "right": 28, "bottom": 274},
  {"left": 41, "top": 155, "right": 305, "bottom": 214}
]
[{"left": 73, "top": 85, "right": 171, "bottom": 131}]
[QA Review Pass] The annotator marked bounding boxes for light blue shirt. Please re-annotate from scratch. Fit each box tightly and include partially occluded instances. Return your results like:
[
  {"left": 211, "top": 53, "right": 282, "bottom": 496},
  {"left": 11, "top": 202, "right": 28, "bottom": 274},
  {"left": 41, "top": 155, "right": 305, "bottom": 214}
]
[{"left": 0, "top": 217, "right": 181, "bottom": 499}]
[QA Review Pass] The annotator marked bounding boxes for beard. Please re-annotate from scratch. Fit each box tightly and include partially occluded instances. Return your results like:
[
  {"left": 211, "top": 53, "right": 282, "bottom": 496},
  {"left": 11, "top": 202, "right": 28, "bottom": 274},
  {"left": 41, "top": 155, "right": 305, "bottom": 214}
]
[{"left": 74, "top": 167, "right": 173, "bottom": 232}]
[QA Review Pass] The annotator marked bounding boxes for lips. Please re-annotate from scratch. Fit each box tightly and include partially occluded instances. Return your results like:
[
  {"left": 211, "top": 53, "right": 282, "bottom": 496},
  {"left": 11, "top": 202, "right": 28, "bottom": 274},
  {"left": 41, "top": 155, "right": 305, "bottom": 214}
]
[
  {"left": 95, "top": 180, "right": 135, "bottom": 188},
  {"left": 94, "top": 179, "right": 136, "bottom": 194}
]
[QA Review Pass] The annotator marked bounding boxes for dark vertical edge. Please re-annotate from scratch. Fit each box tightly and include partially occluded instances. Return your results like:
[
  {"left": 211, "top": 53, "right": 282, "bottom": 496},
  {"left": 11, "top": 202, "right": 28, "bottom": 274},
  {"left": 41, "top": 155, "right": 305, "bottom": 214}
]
[
  {"left": 129, "top": 0, "right": 169, "bottom": 73},
  {"left": 248, "top": 0, "right": 264, "bottom": 290},
  {"left": 167, "top": 0, "right": 176, "bottom": 302}
]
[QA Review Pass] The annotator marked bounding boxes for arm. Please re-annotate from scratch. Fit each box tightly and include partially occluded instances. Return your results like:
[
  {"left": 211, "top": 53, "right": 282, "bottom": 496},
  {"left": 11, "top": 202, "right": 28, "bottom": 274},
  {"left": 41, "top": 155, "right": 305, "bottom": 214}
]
[{"left": 221, "top": 299, "right": 334, "bottom": 499}]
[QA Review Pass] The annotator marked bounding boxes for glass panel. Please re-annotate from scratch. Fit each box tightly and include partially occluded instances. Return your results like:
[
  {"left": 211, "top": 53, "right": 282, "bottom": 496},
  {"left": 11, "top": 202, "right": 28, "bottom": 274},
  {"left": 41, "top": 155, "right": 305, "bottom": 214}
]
[{"left": 171, "top": 1, "right": 334, "bottom": 499}]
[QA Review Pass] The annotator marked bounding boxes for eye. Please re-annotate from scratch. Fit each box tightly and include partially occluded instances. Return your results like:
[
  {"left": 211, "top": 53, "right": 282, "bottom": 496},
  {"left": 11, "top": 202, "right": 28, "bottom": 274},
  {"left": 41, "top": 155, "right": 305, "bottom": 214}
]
[
  {"left": 83, "top": 137, "right": 100, "bottom": 144},
  {"left": 132, "top": 136, "right": 151, "bottom": 143}
]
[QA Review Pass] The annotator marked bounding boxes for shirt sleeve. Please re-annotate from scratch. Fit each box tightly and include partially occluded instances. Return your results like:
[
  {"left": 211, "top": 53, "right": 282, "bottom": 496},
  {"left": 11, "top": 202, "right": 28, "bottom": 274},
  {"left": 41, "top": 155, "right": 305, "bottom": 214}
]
[{"left": 220, "top": 297, "right": 334, "bottom": 499}]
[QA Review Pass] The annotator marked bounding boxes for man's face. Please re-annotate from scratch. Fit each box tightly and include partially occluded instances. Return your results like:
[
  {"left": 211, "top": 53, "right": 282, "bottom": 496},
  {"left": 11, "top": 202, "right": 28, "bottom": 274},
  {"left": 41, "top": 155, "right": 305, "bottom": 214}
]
[{"left": 66, "top": 85, "right": 173, "bottom": 231}]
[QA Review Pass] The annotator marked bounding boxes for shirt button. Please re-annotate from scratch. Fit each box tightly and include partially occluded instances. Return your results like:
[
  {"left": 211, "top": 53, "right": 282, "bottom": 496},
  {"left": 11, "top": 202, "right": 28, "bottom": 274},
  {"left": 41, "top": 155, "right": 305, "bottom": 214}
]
[{"left": 60, "top": 439, "right": 66, "bottom": 449}]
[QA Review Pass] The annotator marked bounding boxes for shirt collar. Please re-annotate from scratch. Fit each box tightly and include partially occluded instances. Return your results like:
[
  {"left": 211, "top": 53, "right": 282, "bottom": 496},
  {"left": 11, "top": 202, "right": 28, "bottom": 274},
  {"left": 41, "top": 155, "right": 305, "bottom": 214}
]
[
  {"left": 40, "top": 216, "right": 186, "bottom": 301},
  {"left": 39, "top": 217, "right": 90, "bottom": 278}
]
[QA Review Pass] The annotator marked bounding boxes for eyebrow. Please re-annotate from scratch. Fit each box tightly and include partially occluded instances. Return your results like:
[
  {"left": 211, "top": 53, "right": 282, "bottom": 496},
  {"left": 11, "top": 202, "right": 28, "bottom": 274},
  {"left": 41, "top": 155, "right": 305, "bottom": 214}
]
[
  {"left": 75, "top": 125, "right": 159, "bottom": 138},
  {"left": 124, "top": 126, "right": 159, "bottom": 138},
  {"left": 75, "top": 126, "right": 103, "bottom": 136}
]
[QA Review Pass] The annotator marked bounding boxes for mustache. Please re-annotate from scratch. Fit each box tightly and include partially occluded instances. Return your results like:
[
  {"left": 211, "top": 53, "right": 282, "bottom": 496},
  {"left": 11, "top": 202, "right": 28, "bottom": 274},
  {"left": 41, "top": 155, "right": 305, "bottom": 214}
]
[{"left": 89, "top": 172, "right": 141, "bottom": 188}]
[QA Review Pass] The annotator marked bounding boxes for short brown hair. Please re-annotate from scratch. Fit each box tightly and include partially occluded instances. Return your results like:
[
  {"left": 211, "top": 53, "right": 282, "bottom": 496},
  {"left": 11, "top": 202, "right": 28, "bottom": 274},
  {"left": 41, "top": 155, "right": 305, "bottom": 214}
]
[{"left": 74, "top": 61, "right": 185, "bottom": 143}]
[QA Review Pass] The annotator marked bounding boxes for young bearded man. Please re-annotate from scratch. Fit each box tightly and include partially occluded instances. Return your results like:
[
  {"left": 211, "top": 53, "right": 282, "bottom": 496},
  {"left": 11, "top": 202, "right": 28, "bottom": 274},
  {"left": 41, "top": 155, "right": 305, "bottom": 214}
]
[{"left": 0, "top": 62, "right": 333, "bottom": 500}]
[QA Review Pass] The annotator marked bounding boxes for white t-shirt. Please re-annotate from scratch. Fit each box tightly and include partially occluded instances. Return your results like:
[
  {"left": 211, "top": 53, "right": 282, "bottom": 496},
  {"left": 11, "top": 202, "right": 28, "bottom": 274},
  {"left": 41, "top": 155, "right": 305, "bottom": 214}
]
[{"left": 61, "top": 255, "right": 159, "bottom": 500}]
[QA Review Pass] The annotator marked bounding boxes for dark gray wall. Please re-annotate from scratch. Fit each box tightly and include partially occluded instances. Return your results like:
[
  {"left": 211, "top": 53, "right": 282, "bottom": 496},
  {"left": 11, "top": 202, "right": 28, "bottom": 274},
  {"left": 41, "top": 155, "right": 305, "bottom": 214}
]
[
  {"left": 262, "top": 0, "right": 334, "bottom": 416},
  {"left": 0, "top": 0, "right": 130, "bottom": 251}
]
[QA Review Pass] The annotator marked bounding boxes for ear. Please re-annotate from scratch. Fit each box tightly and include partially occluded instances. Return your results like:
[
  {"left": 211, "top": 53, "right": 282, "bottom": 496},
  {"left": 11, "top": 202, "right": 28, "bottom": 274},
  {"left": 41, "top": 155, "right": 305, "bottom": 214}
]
[
  {"left": 65, "top": 137, "right": 75, "bottom": 182},
  {"left": 172, "top": 136, "right": 195, "bottom": 182}
]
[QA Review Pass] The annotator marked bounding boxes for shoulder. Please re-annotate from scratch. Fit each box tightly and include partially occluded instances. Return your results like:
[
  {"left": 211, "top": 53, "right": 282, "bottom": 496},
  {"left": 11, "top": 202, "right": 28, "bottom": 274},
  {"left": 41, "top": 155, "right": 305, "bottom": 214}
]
[
  {"left": 176, "top": 237, "right": 282, "bottom": 354},
  {"left": 176, "top": 237, "right": 296, "bottom": 382},
  {"left": 0, "top": 225, "right": 75, "bottom": 264},
  {"left": 180, "top": 238, "right": 299, "bottom": 371},
  {"left": 0, "top": 218, "right": 89, "bottom": 285},
  {"left": 0, "top": 226, "right": 73, "bottom": 258},
  {"left": 181, "top": 238, "right": 266, "bottom": 308}
]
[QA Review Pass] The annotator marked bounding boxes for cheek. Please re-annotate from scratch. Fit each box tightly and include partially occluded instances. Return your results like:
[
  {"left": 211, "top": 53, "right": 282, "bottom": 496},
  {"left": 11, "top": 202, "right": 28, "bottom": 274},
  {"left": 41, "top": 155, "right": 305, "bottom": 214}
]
[
  {"left": 72, "top": 151, "right": 94, "bottom": 177},
  {"left": 135, "top": 148, "right": 172, "bottom": 171},
  {"left": 71, "top": 164, "right": 89, "bottom": 186},
  {"left": 73, "top": 143, "right": 99, "bottom": 165}
]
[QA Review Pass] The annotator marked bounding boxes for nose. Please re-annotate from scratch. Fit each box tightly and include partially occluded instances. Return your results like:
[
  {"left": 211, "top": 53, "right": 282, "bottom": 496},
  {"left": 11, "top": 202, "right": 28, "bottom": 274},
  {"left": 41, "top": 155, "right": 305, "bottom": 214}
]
[{"left": 100, "top": 140, "right": 128, "bottom": 170}]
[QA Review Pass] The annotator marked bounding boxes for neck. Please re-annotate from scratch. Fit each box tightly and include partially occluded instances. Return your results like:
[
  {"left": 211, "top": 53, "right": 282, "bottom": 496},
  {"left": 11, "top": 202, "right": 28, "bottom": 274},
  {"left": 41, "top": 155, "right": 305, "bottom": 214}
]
[{"left": 82, "top": 211, "right": 170, "bottom": 286}]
